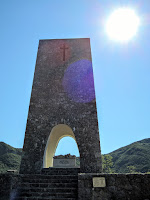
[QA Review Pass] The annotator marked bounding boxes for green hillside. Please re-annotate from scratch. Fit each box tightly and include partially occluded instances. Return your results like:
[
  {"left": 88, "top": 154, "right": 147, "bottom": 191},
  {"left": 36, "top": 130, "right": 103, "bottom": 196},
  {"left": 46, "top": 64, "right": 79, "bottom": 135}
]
[
  {"left": 0, "top": 142, "right": 22, "bottom": 173},
  {"left": 109, "top": 138, "right": 150, "bottom": 173},
  {"left": 0, "top": 138, "right": 149, "bottom": 173}
]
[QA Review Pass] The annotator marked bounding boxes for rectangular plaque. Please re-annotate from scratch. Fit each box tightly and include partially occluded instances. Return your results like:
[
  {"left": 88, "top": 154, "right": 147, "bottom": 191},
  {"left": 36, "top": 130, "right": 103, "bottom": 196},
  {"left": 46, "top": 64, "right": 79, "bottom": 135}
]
[
  {"left": 93, "top": 177, "right": 106, "bottom": 187},
  {"left": 53, "top": 158, "right": 76, "bottom": 168}
]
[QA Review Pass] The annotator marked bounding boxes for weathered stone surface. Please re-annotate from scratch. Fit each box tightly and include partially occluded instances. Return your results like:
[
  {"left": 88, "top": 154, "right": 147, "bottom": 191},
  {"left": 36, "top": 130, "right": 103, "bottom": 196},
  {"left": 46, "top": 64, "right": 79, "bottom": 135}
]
[
  {"left": 53, "top": 154, "right": 76, "bottom": 159},
  {"left": 78, "top": 173, "right": 150, "bottom": 200},
  {"left": 0, "top": 174, "right": 12, "bottom": 200},
  {"left": 0, "top": 170, "right": 78, "bottom": 199},
  {"left": 20, "top": 38, "right": 102, "bottom": 174},
  {"left": 53, "top": 158, "right": 76, "bottom": 167},
  {"left": 41, "top": 167, "right": 80, "bottom": 175},
  {"left": 1, "top": 173, "right": 150, "bottom": 199},
  {"left": 0, "top": 174, "right": 21, "bottom": 200}
]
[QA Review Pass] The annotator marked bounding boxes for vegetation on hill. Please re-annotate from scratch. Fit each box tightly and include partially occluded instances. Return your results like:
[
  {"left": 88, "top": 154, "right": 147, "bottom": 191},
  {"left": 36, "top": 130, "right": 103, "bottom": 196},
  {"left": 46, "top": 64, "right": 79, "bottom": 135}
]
[
  {"left": 0, "top": 142, "right": 22, "bottom": 173},
  {"left": 109, "top": 138, "right": 150, "bottom": 173},
  {"left": 102, "top": 154, "right": 113, "bottom": 173},
  {"left": 0, "top": 138, "right": 149, "bottom": 173}
]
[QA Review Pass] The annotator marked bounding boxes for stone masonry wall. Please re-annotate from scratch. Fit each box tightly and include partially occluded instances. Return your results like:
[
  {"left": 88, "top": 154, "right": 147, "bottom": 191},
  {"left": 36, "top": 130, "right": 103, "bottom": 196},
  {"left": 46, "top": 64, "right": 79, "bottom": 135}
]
[
  {"left": 0, "top": 174, "right": 20, "bottom": 200},
  {"left": 1, "top": 173, "right": 150, "bottom": 200},
  {"left": 78, "top": 173, "right": 150, "bottom": 200},
  {"left": 20, "top": 38, "right": 102, "bottom": 174},
  {"left": 0, "top": 174, "right": 12, "bottom": 200}
]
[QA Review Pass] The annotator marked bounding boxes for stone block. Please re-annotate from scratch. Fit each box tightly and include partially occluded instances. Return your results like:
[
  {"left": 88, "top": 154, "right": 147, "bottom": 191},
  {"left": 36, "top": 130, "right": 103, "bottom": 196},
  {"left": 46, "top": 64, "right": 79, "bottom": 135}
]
[{"left": 53, "top": 158, "right": 76, "bottom": 167}]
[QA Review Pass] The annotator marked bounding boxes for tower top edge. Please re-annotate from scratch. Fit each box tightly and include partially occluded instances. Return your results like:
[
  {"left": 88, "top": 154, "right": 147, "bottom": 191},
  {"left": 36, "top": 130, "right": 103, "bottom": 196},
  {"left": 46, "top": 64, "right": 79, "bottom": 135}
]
[{"left": 39, "top": 38, "right": 90, "bottom": 42}]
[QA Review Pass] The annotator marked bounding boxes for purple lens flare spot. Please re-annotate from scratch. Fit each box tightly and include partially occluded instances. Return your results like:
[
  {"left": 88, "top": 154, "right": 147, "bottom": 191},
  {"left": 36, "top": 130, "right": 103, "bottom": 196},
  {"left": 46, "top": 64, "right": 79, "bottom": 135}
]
[{"left": 62, "top": 59, "right": 95, "bottom": 103}]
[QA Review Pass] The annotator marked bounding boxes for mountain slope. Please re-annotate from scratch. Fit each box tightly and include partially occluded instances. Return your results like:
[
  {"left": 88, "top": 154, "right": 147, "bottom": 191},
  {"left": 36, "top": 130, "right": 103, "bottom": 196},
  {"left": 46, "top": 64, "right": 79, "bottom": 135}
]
[
  {"left": 109, "top": 138, "right": 150, "bottom": 173},
  {"left": 0, "top": 138, "right": 149, "bottom": 173},
  {"left": 0, "top": 142, "right": 22, "bottom": 173}
]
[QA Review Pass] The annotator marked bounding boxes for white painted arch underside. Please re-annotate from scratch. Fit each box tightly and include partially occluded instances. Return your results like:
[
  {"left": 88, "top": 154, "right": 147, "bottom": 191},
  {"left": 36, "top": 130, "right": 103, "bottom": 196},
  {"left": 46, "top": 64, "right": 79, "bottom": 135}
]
[{"left": 43, "top": 124, "right": 78, "bottom": 168}]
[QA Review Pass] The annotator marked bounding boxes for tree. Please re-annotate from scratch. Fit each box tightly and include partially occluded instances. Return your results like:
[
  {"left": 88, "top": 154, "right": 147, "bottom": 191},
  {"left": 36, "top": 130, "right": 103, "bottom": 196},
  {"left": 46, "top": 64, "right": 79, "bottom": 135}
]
[
  {"left": 102, "top": 154, "right": 113, "bottom": 173},
  {"left": 127, "top": 165, "right": 137, "bottom": 173}
]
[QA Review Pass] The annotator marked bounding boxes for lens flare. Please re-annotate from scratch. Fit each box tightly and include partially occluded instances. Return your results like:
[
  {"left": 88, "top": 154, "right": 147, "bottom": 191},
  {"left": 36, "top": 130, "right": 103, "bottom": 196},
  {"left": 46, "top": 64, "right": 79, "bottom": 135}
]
[
  {"left": 63, "top": 59, "right": 95, "bottom": 103},
  {"left": 106, "top": 8, "right": 140, "bottom": 42}
]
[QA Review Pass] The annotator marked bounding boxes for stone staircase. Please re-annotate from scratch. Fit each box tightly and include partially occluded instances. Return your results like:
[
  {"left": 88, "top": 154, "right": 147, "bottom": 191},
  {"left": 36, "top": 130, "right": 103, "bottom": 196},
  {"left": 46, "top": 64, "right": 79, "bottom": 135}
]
[{"left": 13, "top": 168, "right": 80, "bottom": 200}]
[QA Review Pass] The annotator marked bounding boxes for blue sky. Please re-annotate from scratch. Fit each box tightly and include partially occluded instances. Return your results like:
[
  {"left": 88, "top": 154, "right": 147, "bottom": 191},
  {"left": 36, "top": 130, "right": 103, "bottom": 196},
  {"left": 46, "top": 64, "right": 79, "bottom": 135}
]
[{"left": 0, "top": 0, "right": 150, "bottom": 155}]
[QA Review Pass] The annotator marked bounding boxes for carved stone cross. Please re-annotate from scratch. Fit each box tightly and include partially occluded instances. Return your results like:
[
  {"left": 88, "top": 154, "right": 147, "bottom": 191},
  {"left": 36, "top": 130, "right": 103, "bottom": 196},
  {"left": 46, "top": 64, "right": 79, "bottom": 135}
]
[{"left": 60, "top": 44, "right": 69, "bottom": 61}]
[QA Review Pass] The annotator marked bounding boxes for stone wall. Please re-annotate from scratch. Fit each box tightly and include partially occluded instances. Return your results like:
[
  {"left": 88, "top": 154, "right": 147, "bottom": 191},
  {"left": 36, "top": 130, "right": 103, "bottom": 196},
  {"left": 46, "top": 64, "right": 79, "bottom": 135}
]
[
  {"left": 78, "top": 173, "right": 150, "bottom": 200},
  {"left": 0, "top": 174, "right": 20, "bottom": 200},
  {"left": 1, "top": 173, "right": 150, "bottom": 200},
  {"left": 0, "top": 174, "right": 11, "bottom": 200}
]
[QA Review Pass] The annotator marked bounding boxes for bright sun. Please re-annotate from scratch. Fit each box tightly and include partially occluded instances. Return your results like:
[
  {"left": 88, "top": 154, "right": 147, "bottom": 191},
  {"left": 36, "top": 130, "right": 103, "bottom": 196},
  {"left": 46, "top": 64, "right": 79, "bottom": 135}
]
[{"left": 106, "top": 8, "right": 140, "bottom": 42}]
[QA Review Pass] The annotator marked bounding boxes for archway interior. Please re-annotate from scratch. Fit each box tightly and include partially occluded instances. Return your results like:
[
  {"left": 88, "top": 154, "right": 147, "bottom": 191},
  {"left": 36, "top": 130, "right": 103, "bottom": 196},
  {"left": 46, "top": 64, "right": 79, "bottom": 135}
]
[
  {"left": 55, "top": 136, "right": 80, "bottom": 156},
  {"left": 43, "top": 124, "right": 79, "bottom": 168}
]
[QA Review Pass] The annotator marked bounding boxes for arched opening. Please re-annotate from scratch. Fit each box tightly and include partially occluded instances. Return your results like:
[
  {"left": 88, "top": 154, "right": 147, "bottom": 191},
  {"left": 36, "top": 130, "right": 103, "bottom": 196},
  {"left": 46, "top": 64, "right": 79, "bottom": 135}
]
[
  {"left": 43, "top": 124, "right": 79, "bottom": 168},
  {"left": 55, "top": 136, "right": 80, "bottom": 156}
]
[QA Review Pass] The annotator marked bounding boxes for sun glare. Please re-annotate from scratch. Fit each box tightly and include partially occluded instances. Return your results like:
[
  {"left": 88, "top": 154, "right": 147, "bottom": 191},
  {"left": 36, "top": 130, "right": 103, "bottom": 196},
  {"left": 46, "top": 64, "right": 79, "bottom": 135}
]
[{"left": 106, "top": 8, "right": 140, "bottom": 42}]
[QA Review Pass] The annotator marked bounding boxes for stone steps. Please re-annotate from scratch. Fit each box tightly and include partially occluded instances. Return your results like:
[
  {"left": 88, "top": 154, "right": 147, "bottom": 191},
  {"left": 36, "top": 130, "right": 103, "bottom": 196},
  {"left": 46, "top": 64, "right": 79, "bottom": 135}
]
[
  {"left": 41, "top": 167, "right": 80, "bottom": 175},
  {"left": 17, "top": 192, "right": 77, "bottom": 198},
  {"left": 15, "top": 198, "right": 76, "bottom": 200},
  {"left": 21, "top": 174, "right": 78, "bottom": 179},
  {"left": 17, "top": 188, "right": 77, "bottom": 194},
  {"left": 21, "top": 182, "right": 77, "bottom": 188},
  {"left": 13, "top": 168, "right": 79, "bottom": 200},
  {"left": 21, "top": 177, "right": 78, "bottom": 185},
  {"left": 21, "top": 179, "right": 78, "bottom": 184}
]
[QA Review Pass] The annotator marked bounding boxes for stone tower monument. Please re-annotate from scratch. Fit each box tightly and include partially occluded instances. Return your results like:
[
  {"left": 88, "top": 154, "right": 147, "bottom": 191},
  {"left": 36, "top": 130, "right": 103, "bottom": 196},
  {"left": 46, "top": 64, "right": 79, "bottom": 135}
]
[
  {"left": 1, "top": 38, "right": 150, "bottom": 200},
  {"left": 20, "top": 38, "right": 102, "bottom": 174}
]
